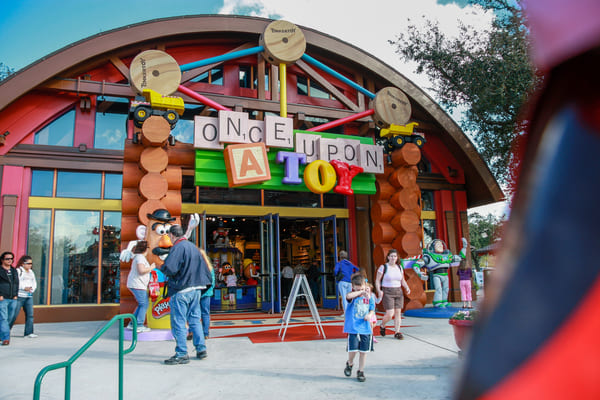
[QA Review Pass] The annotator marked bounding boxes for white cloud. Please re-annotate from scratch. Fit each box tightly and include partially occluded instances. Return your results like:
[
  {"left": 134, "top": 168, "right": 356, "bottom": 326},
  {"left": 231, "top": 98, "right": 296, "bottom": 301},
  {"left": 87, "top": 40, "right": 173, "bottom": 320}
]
[{"left": 219, "top": 0, "right": 494, "bottom": 100}]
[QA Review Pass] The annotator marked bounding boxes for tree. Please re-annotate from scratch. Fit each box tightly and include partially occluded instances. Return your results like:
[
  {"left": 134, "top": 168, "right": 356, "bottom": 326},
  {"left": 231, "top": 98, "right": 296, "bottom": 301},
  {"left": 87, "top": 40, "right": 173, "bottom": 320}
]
[
  {"left": 0, "top": 62, "right": 14, "bottom": 81},
  {"left": 389, "top": 0, "right": 541, "bottom": 186},
  {"left": 468, "top": 211, "right": 504, "bottom": 268}
]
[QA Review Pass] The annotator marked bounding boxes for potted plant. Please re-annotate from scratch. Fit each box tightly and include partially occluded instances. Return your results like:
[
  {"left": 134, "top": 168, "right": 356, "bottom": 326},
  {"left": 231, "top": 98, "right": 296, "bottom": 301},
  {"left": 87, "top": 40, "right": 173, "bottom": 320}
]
[{"left": 448, "top": 309, "right": 479, "bottom": 355}]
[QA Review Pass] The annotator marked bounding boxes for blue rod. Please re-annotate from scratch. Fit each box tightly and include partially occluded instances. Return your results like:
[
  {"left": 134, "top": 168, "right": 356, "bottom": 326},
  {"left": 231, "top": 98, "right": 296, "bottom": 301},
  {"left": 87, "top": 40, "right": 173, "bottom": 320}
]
[
  {"left": 180, "top": 46, "right": 265, "bottom": 72},
  {"left": 301, "top": 53, "right": 376, "bottom": 99}
]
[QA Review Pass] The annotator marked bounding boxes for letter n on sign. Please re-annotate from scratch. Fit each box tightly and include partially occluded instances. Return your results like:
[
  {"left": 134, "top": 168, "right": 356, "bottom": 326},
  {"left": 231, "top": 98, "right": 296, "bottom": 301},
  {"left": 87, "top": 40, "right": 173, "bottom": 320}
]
[{"left": 223, "top": 143, "right": 271, "bottom": 187}]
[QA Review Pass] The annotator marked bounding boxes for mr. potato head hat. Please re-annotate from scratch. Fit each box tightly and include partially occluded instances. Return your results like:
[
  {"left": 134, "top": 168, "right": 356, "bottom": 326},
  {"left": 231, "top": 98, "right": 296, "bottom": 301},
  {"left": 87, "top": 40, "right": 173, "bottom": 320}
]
[{"left": 147, "top": 208, "right": 176, "bottom": 223}]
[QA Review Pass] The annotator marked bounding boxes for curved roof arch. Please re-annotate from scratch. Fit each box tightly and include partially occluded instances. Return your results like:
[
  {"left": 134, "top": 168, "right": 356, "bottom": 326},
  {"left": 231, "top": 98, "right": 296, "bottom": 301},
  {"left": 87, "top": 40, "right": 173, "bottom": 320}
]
[{"left": 0, "top": 14, "right": 502, "bottom": 206}]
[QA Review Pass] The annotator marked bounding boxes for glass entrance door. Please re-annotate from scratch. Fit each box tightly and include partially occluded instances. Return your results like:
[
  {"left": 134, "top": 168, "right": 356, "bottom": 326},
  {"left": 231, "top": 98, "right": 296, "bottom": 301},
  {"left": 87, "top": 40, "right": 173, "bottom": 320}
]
[
  {"left": 320, "top": 215, "right": 338, "bottom": 309},
  {"left": 259, "top": 214, "right": 280, "bottom": 313}
]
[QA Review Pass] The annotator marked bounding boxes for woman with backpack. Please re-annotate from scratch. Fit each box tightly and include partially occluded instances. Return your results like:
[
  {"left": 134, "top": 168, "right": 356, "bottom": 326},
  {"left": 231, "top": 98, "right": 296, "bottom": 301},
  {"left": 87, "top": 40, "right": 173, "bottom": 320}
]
[{"left": 375, "top": 249, "right": 411, "bottom": 339}]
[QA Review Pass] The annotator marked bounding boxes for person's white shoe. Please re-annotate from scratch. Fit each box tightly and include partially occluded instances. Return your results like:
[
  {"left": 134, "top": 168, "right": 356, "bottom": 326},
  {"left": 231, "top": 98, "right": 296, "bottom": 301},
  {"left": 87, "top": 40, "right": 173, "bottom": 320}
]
[
  {"left": 26, "top": 334, "right": 38, "bottom": 338},
  {"left": 126, "top": 324, "right": 134, "bottom": 330},
  {"left": 137, "top": 326, "right": 151, "bottom": 333}
]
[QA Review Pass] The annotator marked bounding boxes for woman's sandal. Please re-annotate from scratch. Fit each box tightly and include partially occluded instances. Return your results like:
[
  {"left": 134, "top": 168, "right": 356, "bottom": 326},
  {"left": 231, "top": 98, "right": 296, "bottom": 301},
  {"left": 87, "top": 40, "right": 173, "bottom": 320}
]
[
  {"left": 380, "top": 325, "right": 386, "bottom": 337},
  {"left": 394, "top": 332, "right": 404, "bottom": 340}
]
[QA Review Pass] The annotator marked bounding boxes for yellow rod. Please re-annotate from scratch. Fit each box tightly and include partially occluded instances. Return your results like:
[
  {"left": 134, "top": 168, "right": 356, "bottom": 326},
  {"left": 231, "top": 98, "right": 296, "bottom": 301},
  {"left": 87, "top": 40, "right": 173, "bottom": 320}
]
[{"left": 279, "top": 63, "right": 287, "bottom": 117}]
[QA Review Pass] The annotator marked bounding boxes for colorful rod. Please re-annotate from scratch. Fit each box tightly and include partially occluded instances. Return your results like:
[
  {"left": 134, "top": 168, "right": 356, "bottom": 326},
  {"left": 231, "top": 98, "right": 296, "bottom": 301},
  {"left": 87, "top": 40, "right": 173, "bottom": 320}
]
[
  {"left": 301, "top": 54, "right": 376, "bottom": 99},
  {"left": 177, "top": 85, "right": 230, "bottom": 111},
  {"left": 306, "top": 109, "right": 375, "bottom": 132},
  {"left": 279, "top": 64, "right": 287, "bottom": 117},
  {"left": 180, "top": 46, "right": 265, "bottom": 72}
]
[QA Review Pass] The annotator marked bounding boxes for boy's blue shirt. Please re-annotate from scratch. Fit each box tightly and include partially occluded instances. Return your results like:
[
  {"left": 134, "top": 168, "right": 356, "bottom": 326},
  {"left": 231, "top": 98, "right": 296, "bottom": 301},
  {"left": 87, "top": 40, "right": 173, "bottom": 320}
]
[{"left": 343, "top": 293, "right": 375, "bottom": 335}]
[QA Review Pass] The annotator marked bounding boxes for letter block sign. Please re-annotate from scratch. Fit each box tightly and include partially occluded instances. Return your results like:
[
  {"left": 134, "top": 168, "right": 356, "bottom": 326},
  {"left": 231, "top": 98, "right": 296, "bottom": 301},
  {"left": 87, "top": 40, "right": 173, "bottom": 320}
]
[{"left": 223, "top": 143, "right": 271, "bottom": 187}]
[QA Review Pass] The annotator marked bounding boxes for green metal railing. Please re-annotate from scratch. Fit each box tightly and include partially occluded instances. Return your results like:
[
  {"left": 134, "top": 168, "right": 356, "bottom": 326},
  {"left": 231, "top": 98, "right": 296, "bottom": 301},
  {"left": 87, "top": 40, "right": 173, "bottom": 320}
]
[{"left": 33, "top": 314, "right": 138, "bottom": 400}]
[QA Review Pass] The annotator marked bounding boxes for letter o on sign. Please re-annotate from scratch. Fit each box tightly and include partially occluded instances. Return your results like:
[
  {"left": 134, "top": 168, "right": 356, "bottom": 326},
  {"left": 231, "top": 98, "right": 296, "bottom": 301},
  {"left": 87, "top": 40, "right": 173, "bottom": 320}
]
[{"left": 304, "top": 160, "right": 336, "bottom": 194}]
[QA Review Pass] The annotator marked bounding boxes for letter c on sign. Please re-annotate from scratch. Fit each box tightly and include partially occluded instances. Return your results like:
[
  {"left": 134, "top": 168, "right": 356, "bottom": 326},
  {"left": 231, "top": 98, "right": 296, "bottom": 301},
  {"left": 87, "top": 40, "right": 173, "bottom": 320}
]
[{"left": 304, "top": 160, "right": 336, "bottom": 194}]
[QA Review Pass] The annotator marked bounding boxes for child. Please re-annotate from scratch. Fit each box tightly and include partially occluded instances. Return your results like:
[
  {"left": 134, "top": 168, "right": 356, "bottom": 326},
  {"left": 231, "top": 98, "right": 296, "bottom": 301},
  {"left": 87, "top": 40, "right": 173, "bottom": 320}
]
[
  {"left": 365, "top": 281, "right": 382, "bottom": 343},
  {"left": 343, "top": 273, "right": 375, "bottom": 382},
  {"left": 457, "top": 260, "right": 473, "bottom": 309},
  {"left": 126, "top": 241, "right": 155, "bottom": 333},
  {"left": 224, "top": 263, "right": 237, "bottom": 309}
]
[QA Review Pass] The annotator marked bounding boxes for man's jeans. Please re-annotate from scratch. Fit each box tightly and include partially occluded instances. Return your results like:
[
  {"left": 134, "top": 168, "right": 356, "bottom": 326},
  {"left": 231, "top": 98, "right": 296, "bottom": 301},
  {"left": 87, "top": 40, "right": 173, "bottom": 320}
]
[
  {"left": 129, "top": 288, "right": 149, "bottom": 326},
  {"left": 9, "top": 296, "right": 34, "bottom": 336},
  {"left": 338, "top": 281, "right": 353, "bottom": 312},
  {"left": 0, "top": 298, "right": 17, "bottom": 341},
  {"left": 200, "top": 294, "right": 211, "bottom": 338},
  {"left": 170, "top": 289, "right": 205, "bottom": 357}
]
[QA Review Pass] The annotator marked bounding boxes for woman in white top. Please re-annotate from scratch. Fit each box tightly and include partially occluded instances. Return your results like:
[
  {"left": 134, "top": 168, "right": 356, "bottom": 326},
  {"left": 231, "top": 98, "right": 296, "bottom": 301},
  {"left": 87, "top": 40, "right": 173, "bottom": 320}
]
[
  {"left": 126, "top": 241, "right": 155, "bottom": 333},
  {"left": 375, "top": 249, "right": 411, "bottom": 339},
  {"left": 9, "top": 255, "right": 37, "bottom": 337}
]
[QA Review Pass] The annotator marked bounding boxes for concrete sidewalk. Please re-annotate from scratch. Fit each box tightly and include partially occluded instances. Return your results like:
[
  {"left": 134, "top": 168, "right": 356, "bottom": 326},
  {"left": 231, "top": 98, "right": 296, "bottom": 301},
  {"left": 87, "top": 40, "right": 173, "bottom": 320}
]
[{"left": 1, "top": 308, "right": 466, "bottom": 400}]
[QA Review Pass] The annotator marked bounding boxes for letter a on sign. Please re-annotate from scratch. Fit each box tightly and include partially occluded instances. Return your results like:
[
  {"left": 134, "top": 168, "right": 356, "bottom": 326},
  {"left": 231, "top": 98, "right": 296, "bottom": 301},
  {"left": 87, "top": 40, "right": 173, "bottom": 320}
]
[{"left": 223, "top": 143, "right": 271, "bottom": 187}]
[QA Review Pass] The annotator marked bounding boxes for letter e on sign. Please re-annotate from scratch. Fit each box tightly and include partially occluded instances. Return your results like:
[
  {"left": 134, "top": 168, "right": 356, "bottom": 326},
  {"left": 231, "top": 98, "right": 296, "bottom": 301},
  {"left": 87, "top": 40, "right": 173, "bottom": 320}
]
[
  {"left": 265, "top": 115, "right": 293, "bottom": 148},
  {"left": 223, "top": 143, "right": 271, "bottom": 187}
]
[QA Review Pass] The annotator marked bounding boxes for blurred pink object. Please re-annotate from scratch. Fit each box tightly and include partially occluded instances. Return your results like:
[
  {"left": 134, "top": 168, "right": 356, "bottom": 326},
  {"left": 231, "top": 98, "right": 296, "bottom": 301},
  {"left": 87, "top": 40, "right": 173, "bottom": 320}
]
[{"left": 524, "top": 0, "right": 600, "bottom": 70}]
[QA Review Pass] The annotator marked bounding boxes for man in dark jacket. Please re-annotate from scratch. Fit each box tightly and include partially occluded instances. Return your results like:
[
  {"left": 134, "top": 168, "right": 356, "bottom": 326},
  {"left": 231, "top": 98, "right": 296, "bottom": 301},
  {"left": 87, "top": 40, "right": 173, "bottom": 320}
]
[
  {"left": 160, "top": 225, "right": 212, "bottom": 365},
  {"left": 0, "top": 252, "right": 19, "bottom": 345},
  {"left": 334, "top": 250, "right": 359, "bottom": 312}
]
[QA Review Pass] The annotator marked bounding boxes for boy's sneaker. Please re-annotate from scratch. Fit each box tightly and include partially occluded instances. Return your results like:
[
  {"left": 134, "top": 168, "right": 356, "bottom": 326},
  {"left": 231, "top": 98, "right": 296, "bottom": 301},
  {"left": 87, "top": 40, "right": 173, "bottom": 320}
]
[
  {"left": 137, "top": 326, "right": 151, "bottom": 333},
  {"left": 344, "top": 362, "right": 353, "bottom": 377},
  {"left": 164, "top": 354, "right": 190, "bottom": 365},
  {"left": 125, "top": 324, "right": 133, "bottom": 330},
  {"left": 26, "top": 333, "right": 38, "bottom": 338},
  {"left": 357, "top": 370, "right": 366, "bottom": 382}
]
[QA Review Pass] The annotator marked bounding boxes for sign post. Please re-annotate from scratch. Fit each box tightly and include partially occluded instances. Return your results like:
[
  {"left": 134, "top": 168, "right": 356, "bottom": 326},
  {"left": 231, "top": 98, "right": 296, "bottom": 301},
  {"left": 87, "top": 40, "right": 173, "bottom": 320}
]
[{"left": 278, "top": 274, "right": 326, "bottom": 341}]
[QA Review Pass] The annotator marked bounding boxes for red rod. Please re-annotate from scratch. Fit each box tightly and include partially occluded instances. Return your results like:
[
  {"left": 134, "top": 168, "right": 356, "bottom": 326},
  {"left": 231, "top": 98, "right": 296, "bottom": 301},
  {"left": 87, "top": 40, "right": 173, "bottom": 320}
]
[
  {"left": 177, "top": 85, "right": 231, "bottom": 111},
  {"left": 306, "top": 109, "right": 375, "bottom": 132}
]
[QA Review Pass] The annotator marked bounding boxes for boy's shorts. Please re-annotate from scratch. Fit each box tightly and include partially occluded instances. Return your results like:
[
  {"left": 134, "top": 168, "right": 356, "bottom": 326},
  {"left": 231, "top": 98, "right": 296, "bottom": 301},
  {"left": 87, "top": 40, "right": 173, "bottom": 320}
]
[{"left": 347, "top": 333, "right": 373, "bottom": 353}]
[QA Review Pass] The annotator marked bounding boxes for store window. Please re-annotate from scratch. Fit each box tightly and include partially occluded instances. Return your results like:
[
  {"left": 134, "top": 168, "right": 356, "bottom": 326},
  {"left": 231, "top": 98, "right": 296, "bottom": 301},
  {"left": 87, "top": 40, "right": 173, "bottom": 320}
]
[
  {"left": 94, "top": 97, "right": 128, "bottom": 150},
  {"left": 264, "top": 190, "right": 320, "bottom": 208},
  {"left": 34, "top": 109, "right": 75, "bottom": 146},
  {"left": 28, "top": 169, "right": 122, "bottom": 305},
  {"left": 56, "top": 171, "right": 102, "bottom": 198},
  {"left": 31, "top": 170, "right": 54, "bottom": 197},
  {"left": 104, "top": 174, "right": 123, "bottom": 199},
  {"left": 239, "top": 65, "right": 270, "bottom": 91},
  {"left": 196, "top": 187, "right": 261, "bottom": 205},
  {"left": 27, "top": 209, "right": 51, "bottom": 305},
  {"left": 191, "top": 67, "right": 224, "bottom": 85},
  {"left": 297, "top": 75, "right": 336, "bottom": 100},
  {"left": 422, "top": 220, "right": 437, "bottom": 248},
  {"left": 421, "top": 191, "right": 434, "bottom": 211},
  {"left": 101, "top": 212, "right": 121, "bottom": 303},
  {"left": 171, "top": 104, "right": 204, "bottom": 144}
]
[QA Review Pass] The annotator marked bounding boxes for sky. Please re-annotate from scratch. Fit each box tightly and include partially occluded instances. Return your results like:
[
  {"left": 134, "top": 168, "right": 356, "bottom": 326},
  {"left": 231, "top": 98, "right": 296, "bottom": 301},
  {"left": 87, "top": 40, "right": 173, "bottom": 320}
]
[{"left": 0, "top": 0, "right": 506, "bottom": 216}]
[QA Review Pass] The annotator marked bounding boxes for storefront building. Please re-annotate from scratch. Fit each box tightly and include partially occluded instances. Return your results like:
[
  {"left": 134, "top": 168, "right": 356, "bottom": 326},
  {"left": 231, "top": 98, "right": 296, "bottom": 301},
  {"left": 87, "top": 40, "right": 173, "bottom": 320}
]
[{"left": 0, "top": 16, "right": 502, "bottom": 322}]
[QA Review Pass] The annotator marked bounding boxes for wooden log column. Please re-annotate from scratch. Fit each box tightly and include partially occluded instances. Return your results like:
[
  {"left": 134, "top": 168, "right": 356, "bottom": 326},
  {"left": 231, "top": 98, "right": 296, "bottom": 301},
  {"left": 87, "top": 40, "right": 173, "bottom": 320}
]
[{"left": 370, "top": 142, "right": 426, "bottom": 311}]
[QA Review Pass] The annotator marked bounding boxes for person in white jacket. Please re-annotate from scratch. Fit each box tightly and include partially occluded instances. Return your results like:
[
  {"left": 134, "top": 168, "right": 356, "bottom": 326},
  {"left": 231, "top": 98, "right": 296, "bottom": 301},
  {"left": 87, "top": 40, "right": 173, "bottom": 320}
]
[{"left": 9, "top": 255, "right": 37, "bottom": 337}]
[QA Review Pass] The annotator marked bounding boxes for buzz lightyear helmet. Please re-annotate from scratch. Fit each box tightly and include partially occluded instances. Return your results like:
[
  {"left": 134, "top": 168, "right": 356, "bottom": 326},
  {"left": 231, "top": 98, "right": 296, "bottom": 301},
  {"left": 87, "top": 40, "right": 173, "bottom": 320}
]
[{"left": 427, "top": 239, "right": 449, "bottom": 255}]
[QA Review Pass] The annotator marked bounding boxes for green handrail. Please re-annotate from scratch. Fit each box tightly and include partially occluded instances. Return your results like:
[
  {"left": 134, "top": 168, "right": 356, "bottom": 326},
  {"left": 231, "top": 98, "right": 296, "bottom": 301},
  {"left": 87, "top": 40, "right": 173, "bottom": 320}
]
[{"left": 33, "top": 313, "right": 138, "bottom": 400}]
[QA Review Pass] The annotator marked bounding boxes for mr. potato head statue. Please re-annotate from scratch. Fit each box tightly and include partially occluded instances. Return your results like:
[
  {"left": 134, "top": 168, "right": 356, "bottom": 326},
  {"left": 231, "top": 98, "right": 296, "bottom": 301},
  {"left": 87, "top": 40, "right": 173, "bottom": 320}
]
[
  {"left": 120, "top": 209, "right": 199, "bottom": 329},
  {"left": 243, "top": 258, "right": 260, "bottom": 286}
]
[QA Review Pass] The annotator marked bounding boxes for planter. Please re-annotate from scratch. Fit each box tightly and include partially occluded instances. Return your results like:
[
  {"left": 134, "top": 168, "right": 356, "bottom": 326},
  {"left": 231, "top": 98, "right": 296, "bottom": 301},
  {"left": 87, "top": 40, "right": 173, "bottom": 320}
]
[{"left": 448, "top": 318, "right": 474, "bottom": 351}]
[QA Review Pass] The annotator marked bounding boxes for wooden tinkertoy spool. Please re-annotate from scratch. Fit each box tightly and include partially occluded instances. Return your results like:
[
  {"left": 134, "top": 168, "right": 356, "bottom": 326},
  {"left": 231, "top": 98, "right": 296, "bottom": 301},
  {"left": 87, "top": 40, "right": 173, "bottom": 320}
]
[
  {"left": 370, "top": 87, "right": 411, "bottom": 129},
  {"left": 129, "top": 50, "right": 181, "bottom": 96},
  {"left": 260, "top": 20, "right": 306, "bottom": 65}
]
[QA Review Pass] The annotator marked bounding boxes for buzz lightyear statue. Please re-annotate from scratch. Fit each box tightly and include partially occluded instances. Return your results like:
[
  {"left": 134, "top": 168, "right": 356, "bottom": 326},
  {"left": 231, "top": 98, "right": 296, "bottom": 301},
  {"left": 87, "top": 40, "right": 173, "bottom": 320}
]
[{"left": 414, "top": 238, "right": 467, "bottom": 308}]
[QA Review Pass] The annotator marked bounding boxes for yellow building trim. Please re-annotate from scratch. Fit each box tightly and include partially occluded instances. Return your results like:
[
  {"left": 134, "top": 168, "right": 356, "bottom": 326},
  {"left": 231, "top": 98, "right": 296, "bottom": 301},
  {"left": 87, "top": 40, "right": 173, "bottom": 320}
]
[
  {"left": 29, "top": 197, "right": 122, "bottom": 211},
  {"left": 182, "top": 203, "right": 349, "bottom": 218},
  {"left": 421, "top": 210, "right": 436, "bottom": 220}
]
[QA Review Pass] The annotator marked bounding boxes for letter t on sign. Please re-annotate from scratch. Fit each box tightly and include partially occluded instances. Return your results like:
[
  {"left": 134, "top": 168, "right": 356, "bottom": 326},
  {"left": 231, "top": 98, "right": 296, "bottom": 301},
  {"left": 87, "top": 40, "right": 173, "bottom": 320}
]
[{"left": 223, "top": 143, "right": 271, "bottom": 187}]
